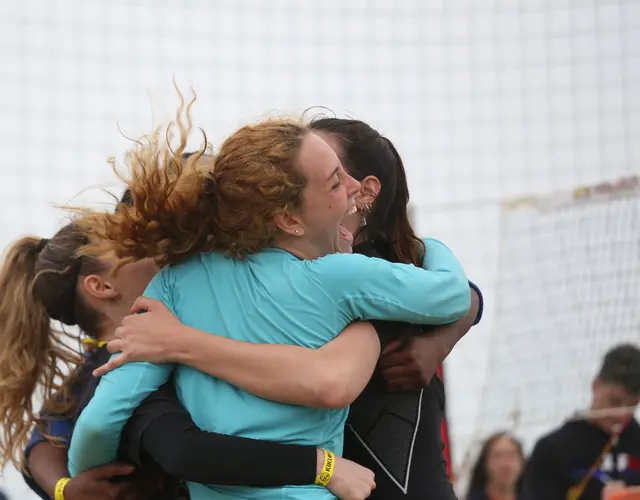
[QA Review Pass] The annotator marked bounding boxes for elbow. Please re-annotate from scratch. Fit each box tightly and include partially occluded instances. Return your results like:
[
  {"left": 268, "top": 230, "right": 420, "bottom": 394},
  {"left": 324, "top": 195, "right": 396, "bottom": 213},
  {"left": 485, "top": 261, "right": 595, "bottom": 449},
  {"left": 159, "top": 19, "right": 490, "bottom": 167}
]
[
  {"left": 442, "top": 273, "right": 472, "bottom": 321},
  {"left": 159, "top": 448, "right": 191, "bottom": 479},
  {"left": 69, "top": 412, "right": 118, "bottom": 475},
  {"left": 158, "top": 440, "right": 209, "bottom": 482},
  {"left": 314, "top": 374, "right": 355, "bottom": 409},
  {"left": 72, "top": 419, "right": 110, "bottom": 453}
]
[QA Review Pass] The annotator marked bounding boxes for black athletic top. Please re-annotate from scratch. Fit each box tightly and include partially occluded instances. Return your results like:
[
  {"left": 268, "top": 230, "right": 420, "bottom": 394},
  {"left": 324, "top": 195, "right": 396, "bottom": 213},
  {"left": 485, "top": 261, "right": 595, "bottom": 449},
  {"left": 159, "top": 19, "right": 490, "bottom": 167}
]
[
  {"left": 521, "top": 418, "right": 640, "bottom": 500},
  {"left": 112, "top": 240, "right": 482, "bottom": 500},
  {"left": 343, "top": 240, "right": 483, "bottom": 499},
  {"left": 60, "top": 241, "right": 481, "bottom": 500},
  {"left": 72, "top": 347, "right": 316, "bottom": 499}
]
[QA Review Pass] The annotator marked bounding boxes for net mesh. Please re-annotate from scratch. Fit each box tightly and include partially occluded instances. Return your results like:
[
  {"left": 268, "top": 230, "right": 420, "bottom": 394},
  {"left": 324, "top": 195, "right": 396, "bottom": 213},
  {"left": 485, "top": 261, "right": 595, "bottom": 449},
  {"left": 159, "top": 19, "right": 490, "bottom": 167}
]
[
  {"left": 455, "top": 177, "right": 640, "bottom": 488},
  {"left": 1, "top": 0, "right": 639, "bottom": 497}
]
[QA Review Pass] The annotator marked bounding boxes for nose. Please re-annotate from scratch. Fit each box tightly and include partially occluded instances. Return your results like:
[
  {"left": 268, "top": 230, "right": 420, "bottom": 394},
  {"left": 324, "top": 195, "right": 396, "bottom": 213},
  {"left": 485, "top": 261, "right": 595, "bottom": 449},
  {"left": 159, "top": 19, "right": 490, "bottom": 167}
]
[{"left": 346, "top": 174, "right": 361, "bottom": 197}]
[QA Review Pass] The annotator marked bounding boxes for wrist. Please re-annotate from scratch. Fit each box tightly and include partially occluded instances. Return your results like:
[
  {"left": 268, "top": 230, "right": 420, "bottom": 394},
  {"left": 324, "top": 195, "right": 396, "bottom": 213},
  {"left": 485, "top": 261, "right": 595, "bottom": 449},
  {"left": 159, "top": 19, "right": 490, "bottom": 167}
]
[
  {"left": 170, "top": 325, "right": 202, "bottom": 364},
  {"left": 54, "top": 477, "right": 71, "bottom": 500},
  {"left": 314, "top": 448, "right": 335, "bottom": 487},
  {"left": 315, "top": 448, "right": 325, "bottom": 476}
]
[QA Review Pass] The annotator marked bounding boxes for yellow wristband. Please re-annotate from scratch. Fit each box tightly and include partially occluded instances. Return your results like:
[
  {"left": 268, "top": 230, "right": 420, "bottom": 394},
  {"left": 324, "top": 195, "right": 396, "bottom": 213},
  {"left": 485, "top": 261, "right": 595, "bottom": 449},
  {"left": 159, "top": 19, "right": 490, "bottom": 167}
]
[
  {"left": 54, "top": 477, "right": 71, "bottom": 500},
  {"left": 315, "top": 449, "right": 335, "bottom": 487}
]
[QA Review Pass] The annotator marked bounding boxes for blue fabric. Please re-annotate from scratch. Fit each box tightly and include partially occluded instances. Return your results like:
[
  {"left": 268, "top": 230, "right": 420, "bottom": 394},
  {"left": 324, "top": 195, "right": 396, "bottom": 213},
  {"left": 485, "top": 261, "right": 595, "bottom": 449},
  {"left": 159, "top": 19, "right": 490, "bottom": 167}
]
[
  {"left": 22, "top": 416, "right": 74, "bottom": 500},
  {"left": 69, "top": 239, "right": 470, "bottom": 499},
  {"left": 469, "top": 281, "right": 483, "bottom": 325}
]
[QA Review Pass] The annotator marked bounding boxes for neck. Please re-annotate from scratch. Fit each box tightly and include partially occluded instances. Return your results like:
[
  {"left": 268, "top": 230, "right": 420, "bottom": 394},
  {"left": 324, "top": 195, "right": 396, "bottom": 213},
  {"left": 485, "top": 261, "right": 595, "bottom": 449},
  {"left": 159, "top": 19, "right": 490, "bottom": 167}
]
[
  {"left": 94, "top": 305, "right": 129, "bottom": 343},
  {"left": 95, "top": 317, "right": 118, "bottom": 343},
  {"left": 485, "top": 481, "right": 516, "bottom": 500},
  {"left": 275, "top": 238, "right": 330, "bottom": 261}
]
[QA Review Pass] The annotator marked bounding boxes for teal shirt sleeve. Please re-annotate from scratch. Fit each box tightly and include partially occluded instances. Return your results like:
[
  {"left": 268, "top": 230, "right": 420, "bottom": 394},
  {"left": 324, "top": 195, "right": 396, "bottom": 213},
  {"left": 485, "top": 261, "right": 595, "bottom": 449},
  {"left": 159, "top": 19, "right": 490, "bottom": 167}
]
[
  {"left": 67, "top": 269, "right": 176, "bottom": 477},
  {"left": 310, "top": 237, "right": 471, "bottom": 326}
]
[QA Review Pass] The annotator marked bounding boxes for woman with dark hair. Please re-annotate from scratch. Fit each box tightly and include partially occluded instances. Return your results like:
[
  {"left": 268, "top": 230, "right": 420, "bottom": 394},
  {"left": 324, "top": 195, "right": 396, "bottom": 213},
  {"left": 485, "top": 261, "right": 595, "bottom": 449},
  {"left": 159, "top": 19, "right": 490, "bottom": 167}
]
[
  {"left": 65, "top": 98, "right": 472, "bottom": 499},
  {"left": 466, "top": 432, "right": 524, "bottom": 500},
  {"left": 96, "top": 116, "right": 484, "bottom": 499}
]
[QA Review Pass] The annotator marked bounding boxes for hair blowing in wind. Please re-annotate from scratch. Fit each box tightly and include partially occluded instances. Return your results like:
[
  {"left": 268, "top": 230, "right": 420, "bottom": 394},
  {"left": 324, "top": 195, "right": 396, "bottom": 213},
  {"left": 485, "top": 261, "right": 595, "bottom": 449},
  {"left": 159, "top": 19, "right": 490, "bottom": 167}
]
[
  {"left": 0, "top": 235, "right": 83, "bottom": 470},
  {"left": 79, "top": 89, "right": 309, "bottom": 267},
  {"left": 78, "top": 89, "right": 214, "bottom": 269}
]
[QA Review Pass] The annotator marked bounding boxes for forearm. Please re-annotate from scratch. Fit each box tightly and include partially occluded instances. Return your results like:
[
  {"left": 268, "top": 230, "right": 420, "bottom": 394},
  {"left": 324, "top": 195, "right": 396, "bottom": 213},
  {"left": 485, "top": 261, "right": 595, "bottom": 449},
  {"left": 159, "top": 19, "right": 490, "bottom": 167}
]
[
  {"left": 172, "top": 327, "right": 325, "bottom": 407},
  {"left": 171, "top": 322, "right": 380, "bottom": 409},
  {"left": 26, "top": 441, "right": 69, "bottom": 498},
  {"left": 417, "top": 287, "right": 480, "bottom": 382},
  {"left": 334, "top": 241, "right": 471, "bottom": 325},
  {"left": 139, "top": 410, "right": 318, "bottom": 486},
  {"left": 68, "top": 361, "right": 172, "bottom": 475}
]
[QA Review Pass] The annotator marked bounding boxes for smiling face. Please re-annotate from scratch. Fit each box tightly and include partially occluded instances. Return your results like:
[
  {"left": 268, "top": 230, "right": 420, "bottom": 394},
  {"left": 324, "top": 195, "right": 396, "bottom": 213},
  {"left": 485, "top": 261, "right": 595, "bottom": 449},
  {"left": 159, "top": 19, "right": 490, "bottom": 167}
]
[
  {"left": 312, "top": 130, "right": 381, "bottom": 254},
  {"left": 284, "top": 132, "right": 361, "bottom": 256},
  {"left": 484, "top": 435, "right": 524, "bottom": 489},
  {"left": 592, "top": 378, "right": 640, "bottom": 432}
]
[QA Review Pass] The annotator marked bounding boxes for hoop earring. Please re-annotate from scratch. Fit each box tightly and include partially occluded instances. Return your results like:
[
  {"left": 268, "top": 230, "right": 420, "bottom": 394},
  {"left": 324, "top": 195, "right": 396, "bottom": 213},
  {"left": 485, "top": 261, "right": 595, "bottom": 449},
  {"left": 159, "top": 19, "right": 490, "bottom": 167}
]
[{"left": 360, "top": 203, "right": 372, "bottom": 227}]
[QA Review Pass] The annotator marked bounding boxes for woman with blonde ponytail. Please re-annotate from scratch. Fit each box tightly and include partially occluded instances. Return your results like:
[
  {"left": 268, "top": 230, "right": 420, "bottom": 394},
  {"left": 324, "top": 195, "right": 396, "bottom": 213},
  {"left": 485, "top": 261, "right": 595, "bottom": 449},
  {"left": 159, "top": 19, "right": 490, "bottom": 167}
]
[
  {"left": 0, "top": 226, "right": 101, "bottom": 471},
  {"left": 0, "top": 222, "right": 164, "bottom": 499},
  {"left": 9, "top": 194, "right": 380, "bottom": 500}
]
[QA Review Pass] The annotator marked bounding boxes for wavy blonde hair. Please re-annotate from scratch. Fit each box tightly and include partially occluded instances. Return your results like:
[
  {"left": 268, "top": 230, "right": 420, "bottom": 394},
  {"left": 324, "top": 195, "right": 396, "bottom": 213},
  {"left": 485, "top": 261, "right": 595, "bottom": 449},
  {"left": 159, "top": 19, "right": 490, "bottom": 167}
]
[{"left": 0, "top": 224, "right": 106, "bottom": 470}]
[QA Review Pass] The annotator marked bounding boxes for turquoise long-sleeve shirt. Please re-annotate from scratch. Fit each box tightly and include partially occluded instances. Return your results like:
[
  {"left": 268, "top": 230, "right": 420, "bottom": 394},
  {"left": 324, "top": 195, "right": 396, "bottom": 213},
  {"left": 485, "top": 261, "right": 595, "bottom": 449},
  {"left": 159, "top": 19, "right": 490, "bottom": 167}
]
[{"left": 68, "top": 238, "right": 470, "bottom": 499}]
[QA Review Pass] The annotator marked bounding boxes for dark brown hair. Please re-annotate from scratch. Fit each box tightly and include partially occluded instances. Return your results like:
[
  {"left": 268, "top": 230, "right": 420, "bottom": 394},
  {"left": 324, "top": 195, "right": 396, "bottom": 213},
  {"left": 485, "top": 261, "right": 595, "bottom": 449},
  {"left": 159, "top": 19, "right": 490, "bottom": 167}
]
[
  {"left": 466, "top": 432, "right": 524, "bottom": 499},
  {"left": 598, "top": 343, "right": 640, "bottom": 396},
  {"left": 309, "top": 118, "right": 425, "bottom": 266}
]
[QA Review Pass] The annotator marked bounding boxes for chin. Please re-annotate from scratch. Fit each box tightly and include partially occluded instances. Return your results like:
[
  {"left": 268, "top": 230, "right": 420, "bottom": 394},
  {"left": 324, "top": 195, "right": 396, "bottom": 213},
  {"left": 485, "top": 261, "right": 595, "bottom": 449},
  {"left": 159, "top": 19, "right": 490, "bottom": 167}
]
[{"left": 337, "top": 239, "right": 353, "bottom": 254}]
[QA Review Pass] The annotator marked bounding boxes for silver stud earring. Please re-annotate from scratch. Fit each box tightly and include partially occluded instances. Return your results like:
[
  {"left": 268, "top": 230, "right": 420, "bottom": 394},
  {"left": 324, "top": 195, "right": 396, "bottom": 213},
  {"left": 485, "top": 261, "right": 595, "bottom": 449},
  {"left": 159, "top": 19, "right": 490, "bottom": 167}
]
[{"left": 295, "top": 229, "right": 299, "bottom": 235}]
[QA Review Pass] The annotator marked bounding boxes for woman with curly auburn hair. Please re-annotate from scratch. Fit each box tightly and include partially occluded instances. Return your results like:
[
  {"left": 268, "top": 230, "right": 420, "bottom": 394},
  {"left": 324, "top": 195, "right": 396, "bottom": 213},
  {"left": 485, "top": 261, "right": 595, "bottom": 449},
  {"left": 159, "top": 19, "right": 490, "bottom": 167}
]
[
  {"left": 10, "top": 190, "right": 378, "bottom": 500},
  {"left": 69, "top": 95, "right": 472, "bottom": 499},
  {"left": 95, "top": 117, "right": 484, "bottom": 500}
]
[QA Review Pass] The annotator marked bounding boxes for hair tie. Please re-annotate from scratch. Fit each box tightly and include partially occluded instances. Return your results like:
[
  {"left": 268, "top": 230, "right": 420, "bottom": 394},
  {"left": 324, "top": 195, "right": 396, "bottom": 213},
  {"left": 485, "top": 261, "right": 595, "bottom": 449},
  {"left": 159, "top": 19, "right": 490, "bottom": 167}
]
[{"left": 35, "top": 238, "right": 50, "bottom": 253}]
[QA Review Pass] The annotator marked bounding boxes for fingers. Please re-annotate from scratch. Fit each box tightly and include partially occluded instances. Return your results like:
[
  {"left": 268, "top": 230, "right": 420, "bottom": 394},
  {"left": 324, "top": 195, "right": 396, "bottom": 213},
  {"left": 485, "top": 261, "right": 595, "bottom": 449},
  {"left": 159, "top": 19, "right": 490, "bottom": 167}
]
[
  {"left": 378, "top": 348, "right": 411, "bottom": 369},
  {"left": 384, "top": 377, "right": 422, "bottom": 391},
  {"left": 93, "top": 353, "right": 127, "bottom": 377},
  {"left": 107, "top": 338, "right": 123, "bottom": 353},
  {"left": 380, "top": 338, "right": 403, "bottom": 356},
  {"left": 380, "top": 363, "right": 422, "bottom": 391},
  {"left": 131, "top": 296, "right": 156, "bottom": 313},
  {"left": 89, "top": 463, "right": 135, "bottom": 479},
  {"left": 379, "top": 364, "right": 417, "bottom": 380}
]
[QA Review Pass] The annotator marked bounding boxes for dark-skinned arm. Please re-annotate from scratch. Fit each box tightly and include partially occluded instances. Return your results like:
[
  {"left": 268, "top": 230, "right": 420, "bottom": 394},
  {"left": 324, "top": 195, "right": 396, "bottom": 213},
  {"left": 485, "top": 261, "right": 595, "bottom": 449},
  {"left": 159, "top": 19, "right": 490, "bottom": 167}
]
[{"left": 378, "top": 284, "right": 482, "bottom": 389}]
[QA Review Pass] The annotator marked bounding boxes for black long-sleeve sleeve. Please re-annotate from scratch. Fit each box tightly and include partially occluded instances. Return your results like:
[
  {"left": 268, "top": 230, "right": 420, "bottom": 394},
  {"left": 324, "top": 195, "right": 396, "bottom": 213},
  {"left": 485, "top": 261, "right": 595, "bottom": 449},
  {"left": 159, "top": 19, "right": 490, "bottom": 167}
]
[{"left": 119, "top": 382, "right": 317, "bottom": 487}]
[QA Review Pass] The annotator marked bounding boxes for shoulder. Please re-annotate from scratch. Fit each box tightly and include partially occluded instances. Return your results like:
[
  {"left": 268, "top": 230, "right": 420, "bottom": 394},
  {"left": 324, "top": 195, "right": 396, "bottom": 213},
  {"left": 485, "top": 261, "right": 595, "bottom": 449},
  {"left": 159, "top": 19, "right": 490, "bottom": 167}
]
[
  {"left": 146, "top": 253, "right": 225, "bottom": 293},
  {"left": 304, "top": 252, "right": 374, "bottom": 275},
  {"left": 421, "top": 237, "right": 450, "bottom": 254},
  {"left": 530, "top": 425, "right": 567, "bottom": 457},
  {"left": 531, "top": 421, "right": 583, "bottom": 459},
  {"left": 303, "top": 253, "right": 395, "bottom": 287},
  {"left": 622, "top": 418, "right": 640, "bottom": 443}
]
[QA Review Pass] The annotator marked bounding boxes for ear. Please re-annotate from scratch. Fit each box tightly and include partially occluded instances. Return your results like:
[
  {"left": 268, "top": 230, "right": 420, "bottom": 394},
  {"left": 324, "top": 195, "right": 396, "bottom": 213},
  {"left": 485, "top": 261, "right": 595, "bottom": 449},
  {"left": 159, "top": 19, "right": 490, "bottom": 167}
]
[
  {"left": 82, "top": 274, "right": 119, "bottom": 301},
  {"left": 273, "top": 210, "right": 305, "bottom": 237},
  {"left": 360, "top": 175, "right": 381, "bottom": 205},
  {"left": 593, "top": 377, "right": 601, "bottom": 393}
]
